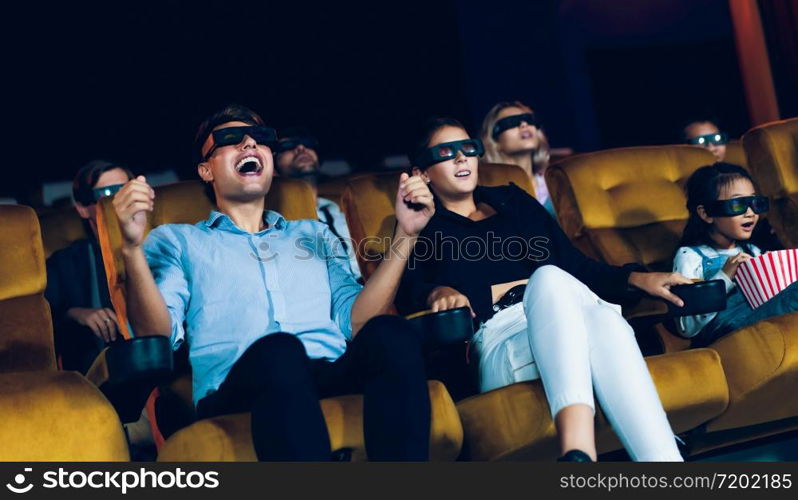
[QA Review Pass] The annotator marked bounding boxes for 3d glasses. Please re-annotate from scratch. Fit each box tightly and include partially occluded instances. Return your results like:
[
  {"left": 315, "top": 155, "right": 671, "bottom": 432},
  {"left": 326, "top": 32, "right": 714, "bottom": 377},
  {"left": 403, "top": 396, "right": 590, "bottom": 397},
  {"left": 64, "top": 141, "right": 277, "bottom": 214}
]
[
  {"left": 687, "top": 132, "right": 729, "bottom": 147},
  {"left": 492, "top": 112, "right": 538, "bottom": 140},
  {"left": 414, "top": 139, "right": 484, "bottom": 169},
  {"left": 274, "top": 135, "right": 319, "bottom": 154},
  {"left": 704, "top": 195, "right": 769, "bottom": 217},
  {"left": 204, "top": 126, "right": 278, "bottom": 160},
  {"left": 92, "top": 183, "right": 125, "bottom": 202}
]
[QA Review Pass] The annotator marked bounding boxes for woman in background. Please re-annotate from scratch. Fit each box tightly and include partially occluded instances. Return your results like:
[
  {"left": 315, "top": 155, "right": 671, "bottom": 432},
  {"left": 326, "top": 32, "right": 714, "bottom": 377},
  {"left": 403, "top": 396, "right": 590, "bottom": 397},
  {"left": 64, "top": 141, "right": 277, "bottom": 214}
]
[{"left": 480, "top": 100, "right": 555, "bottom": 216}]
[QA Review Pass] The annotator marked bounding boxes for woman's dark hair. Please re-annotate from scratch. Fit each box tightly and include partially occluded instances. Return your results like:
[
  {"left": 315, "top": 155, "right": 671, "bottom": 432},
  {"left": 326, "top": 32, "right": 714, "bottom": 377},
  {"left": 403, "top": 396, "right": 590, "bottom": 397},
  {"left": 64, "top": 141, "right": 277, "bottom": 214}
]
[
  {"left": 679, "top": 162, "right": 759, "bottom": 251},
  {"left": 194, "top": 104, "right": 264, "bottom": 204},
  {"left": 72, "top": 159, "right": 133, "bottom": 205},
  {"left": 408, "top": 116, "right": 468, "bottom": 170}
]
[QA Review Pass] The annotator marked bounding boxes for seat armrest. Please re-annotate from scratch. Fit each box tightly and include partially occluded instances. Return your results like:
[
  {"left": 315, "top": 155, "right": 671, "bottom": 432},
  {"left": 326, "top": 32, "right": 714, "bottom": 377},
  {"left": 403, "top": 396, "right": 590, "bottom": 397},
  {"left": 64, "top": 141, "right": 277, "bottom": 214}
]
[
  {"left": 666, "top": 280, "right": 727, "bottom": 317},
  {"left": 405, "top": 307, "right": 474, "bottom": 348},
  {"left": 625, "top": 280, "right": 727, "bottom": 323},
  {"left": 86, "top": 336, "right": 174, "bottom": 423}
]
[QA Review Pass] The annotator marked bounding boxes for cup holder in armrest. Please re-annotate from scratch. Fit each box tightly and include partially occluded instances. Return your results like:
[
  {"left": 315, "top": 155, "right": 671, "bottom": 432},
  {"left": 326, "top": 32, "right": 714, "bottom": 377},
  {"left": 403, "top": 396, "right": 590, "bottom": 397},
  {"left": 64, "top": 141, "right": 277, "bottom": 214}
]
[
  {"left": 86, "top": 336, "right": 174, "bottom": 423},
  {"left": 406, "top": 307, "right": 474, "bottom": 348},
  {"left": 667, "top": 279, "right": 727, "bottom": 317}
]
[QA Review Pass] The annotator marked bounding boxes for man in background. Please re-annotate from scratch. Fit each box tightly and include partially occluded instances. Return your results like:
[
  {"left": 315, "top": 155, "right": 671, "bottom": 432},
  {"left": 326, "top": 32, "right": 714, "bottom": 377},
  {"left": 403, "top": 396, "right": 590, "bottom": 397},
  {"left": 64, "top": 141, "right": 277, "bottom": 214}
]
[
  {"left": 45, "top": 160, "right": 132, "bottom": 373},
  {"left": 683, "top": 119, "right": 728, "bottom": 162},
  {"left": 274, "top": 127, "right": 361, "bottom": 280}
]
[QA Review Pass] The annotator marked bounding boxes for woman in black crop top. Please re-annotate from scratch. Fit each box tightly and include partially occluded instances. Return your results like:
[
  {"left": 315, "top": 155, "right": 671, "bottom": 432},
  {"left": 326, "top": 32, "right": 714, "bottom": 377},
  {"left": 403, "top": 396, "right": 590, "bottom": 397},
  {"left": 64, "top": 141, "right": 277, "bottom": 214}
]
[{"left": 397, "top": 118, "right": 692, "bottom": 462}]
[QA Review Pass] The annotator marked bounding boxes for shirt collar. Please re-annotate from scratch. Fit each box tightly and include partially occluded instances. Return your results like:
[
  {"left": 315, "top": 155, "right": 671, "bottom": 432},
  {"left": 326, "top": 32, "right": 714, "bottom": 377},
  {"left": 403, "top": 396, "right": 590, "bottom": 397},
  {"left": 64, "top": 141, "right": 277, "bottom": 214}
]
[{"left": 204, "top": 209, "right": 287, "bottom": 234}]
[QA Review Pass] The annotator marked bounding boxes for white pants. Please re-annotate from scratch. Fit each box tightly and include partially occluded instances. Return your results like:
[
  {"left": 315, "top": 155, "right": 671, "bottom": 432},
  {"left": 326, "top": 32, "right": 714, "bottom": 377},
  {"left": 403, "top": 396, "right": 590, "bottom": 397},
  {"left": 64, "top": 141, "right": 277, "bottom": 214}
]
[{"left": 472, "top": 265, "right": 682, "bottom": 461}]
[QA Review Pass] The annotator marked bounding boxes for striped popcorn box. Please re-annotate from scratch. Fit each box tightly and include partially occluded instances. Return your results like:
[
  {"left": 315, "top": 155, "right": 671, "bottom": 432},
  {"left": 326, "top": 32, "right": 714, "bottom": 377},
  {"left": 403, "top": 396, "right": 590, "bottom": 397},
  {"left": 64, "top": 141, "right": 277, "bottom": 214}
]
[{"left": 734, "top": 249, "right": 798, "bottom": 308}]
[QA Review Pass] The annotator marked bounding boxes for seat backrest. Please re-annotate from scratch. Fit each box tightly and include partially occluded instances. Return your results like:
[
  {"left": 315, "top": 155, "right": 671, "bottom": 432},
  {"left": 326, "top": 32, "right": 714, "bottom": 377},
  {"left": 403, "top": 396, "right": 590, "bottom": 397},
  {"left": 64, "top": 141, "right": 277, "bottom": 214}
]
[
  {"left": 478, "top": 162, "right": 536, "bottom": 198},
  {"left": 96, "top": 179, "right": 318, "bottom": 338},
  {"left": 317, "top": 176, "right": 350, "bottom": 209},
  {"left": 545, "top": 145, "right": 716, "bottom": 270},
  {"left": 743, "top": 118, "right": 798, "bottom": 248},
  {"left": 0, "top": 205, "right": 57, "bottom": 372},
  {"left": 724, "top": 140, "right": 749, "bottom": 170},
  {"left": 342, "top": 163, "right": 535, "bottom": 280},
  {"left": 38, "top": 207, "right": 89, "bottom": 258}
]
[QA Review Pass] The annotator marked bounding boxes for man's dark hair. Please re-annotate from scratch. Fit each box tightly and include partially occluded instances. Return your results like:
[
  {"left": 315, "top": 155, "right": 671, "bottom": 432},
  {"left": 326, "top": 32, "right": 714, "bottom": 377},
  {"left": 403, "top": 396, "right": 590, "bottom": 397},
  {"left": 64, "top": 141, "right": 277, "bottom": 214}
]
[
  {"left": 278, "top": 127, "right": 318, "bottom": 145},
  {"left": 408, "top": 116, "right": 467, "bottom": 170},
  {"left": 193, "top": 104, "right": 264, "bottom": 163},
  {"left": 72, "top": 159, "right": 133, "bottom": 205},
  {"left": 194, "top": 104, "right": 265, "bottom": 204}
]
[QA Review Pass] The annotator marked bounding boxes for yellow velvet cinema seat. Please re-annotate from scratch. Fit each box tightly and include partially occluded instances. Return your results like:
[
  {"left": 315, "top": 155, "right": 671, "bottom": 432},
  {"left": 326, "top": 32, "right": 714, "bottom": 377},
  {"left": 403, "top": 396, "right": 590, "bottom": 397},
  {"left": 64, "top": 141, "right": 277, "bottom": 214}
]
[
  {"left": 94, "top": 179, "right": 464, "bottom": 461},
  {"left": 38, "top": 206, "right": 89, "bottom": 258},
  {"left": 742, "top": 117, "right": 798, "bottom": 249},
  {"left": 723, "top": 140, "right": 749, "bottom": 170},
  {"left": 341, "top": 163, "right": 729, "bottom": 460},
  {"left": 0, "top": 205, "right": 129, "bottom": 461},
  {"left": 317, "top": 176, "right": 350, "bottom": 209},
  {"left": 546, "top": 144, "right": 798, "bottom": 455}
]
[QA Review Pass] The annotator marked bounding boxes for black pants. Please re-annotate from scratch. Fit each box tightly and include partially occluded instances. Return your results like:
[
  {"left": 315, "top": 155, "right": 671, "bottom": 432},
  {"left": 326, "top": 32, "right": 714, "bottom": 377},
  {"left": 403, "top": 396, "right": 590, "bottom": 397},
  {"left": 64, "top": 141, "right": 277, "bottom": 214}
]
[
  {"left": 55, "top": 320, "right": 110, "bottom": 374},
  {"left": 196, "top": 315, "right": 431, "bottom": 461}
]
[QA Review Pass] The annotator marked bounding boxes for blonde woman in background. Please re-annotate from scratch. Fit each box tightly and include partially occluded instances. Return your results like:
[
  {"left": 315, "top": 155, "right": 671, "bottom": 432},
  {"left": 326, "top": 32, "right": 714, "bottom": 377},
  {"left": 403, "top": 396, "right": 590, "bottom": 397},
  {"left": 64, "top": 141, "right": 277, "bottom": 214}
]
[{"left": 480, "top": 101, "right": 556, "bottom": 216}]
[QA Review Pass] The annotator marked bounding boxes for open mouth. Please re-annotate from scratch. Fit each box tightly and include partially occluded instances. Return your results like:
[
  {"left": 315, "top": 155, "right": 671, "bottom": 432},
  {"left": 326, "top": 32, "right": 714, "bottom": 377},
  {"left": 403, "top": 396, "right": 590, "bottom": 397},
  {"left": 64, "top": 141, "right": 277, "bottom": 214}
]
[
  {"left": 454, "top": 169, "right": 471, "bottom": 178},
  {"left": 520, "top": 130, "right": 534, "bottom": 139},
  {"left": 741, "top": 221, "right": 755, "bottom": 230},
  {"left": 235, "top": 156, "right": 263, "bottom": 176}
]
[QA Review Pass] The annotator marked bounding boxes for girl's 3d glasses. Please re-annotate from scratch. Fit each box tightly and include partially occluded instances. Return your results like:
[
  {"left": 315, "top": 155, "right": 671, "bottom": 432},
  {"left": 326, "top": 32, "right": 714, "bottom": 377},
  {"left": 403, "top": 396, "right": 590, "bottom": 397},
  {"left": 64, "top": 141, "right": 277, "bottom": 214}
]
[
  {"left": 203, "top": 126, "right": 278, "bottom": 160},
  {"left": 704, "top": 195, "right": 769, "bottom": 217},
  {"left": 492, "top": 113, "right": 538, "bottom": 140},
  {"left": 414, "top": 139, "right": 484, "bottom": 169},
  {"left": 687, "top": 132, "right": 728, "bottom": 147}
]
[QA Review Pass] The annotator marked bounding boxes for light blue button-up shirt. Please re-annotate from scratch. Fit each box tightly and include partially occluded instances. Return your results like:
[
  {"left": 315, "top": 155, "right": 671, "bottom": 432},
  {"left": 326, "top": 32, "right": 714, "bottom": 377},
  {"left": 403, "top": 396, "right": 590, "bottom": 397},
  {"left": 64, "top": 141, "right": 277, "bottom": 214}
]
[{"left": 143, "top": 210, "right": 362, "bottom": 406}]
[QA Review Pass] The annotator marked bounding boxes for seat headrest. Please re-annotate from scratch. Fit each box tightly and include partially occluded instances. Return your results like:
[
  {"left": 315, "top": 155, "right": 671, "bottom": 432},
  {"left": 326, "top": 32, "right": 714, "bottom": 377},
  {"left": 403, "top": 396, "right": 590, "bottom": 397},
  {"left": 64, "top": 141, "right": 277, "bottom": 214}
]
[
  {"left": 149, "top": 179, "right": 317, "bottom": 226},
  {"left": 478, "top": 162, "right": 536, "bottom": 198},
  {"left": 0, "top": 205, "right": 46, "bottom": 300},
  {"left": 723, "top": 140, "right": 749, "bottom": 170},
  {"left": 743, "top": 118, "right": 798, "bottom": 196},
  {"left": 548, "top": 145, "right": 715, "bottom": 230}
]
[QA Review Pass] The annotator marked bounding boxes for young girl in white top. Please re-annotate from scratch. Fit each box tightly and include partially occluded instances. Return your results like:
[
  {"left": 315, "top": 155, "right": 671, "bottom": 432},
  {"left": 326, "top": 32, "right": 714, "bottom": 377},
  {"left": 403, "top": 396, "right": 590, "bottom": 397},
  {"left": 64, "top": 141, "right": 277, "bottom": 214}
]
[{"left": 673, "top": 163, "right": 795, "bottom": 347}]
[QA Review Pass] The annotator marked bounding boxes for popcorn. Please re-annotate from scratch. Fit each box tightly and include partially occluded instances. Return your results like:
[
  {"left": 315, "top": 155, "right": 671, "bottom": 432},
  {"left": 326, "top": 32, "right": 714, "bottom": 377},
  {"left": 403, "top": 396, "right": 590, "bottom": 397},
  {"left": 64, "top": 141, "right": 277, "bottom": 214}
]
[{"left": 735, "top": 249, "right": 798, "bottom": 308}]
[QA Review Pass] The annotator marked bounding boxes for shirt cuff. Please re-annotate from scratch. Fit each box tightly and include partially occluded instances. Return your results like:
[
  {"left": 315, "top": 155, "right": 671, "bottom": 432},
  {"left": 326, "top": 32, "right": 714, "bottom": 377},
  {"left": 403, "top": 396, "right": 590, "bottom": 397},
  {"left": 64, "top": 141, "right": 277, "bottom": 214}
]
[{"left": 709, "top": 270, "right": 736, "bottom": 293}]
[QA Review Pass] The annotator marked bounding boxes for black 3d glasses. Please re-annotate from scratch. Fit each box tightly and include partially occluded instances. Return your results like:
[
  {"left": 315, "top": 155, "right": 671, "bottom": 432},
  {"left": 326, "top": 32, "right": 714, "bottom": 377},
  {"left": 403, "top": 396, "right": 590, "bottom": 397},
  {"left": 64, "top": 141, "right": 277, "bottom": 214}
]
[
  {"left": 704, "top": 195, "right": 769, "bottom": 217},
  {"left": 91, "top": 184, "right": 125, "bottom": 203},
  {"left": 687, "top": 132, "right": 729, "bottom": 147},
  {"left": 204, "top": 126, "right": 278, "bottom": 160},
  {"left": 414, "top": 139, "right": 484, "bottom": 169},
  {"left": 492, "top": 113, "right": 538, "bottom": 140},
  {"left": 274, "top": 135, "right": 319, "bottom": 154}
]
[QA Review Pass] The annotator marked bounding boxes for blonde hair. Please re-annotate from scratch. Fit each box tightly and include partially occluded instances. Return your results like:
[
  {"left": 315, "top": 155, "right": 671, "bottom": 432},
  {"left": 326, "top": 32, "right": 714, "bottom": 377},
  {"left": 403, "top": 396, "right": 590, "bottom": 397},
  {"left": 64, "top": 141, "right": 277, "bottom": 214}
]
[{"left": 479, "top": 100, "right": 550, "bottom": 173}]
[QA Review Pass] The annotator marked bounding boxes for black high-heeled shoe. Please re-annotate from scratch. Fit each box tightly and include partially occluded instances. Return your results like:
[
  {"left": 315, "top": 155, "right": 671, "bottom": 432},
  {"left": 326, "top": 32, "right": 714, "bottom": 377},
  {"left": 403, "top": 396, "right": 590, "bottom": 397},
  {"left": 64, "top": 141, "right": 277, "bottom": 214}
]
[{"left": 557, "top": 450, "right": 594, "bottom": 462}]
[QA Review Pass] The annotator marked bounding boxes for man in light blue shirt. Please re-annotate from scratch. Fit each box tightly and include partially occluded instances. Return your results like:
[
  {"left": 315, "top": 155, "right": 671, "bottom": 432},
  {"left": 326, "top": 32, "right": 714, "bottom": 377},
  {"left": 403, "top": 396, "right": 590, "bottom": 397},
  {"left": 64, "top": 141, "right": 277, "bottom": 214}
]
[{"left": 112, "top": 104, "right": 435, "bottom": 461}]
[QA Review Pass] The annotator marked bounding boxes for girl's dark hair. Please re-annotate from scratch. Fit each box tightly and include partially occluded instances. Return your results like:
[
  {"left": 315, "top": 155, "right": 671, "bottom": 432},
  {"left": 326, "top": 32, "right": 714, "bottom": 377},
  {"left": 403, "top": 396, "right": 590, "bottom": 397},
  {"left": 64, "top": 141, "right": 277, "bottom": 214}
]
[
  {"left": 679, "top": 162, "right": 759, "bottom": 251},
  {"left": 408, "top": 117, "right": 467, "bottom": 169}
]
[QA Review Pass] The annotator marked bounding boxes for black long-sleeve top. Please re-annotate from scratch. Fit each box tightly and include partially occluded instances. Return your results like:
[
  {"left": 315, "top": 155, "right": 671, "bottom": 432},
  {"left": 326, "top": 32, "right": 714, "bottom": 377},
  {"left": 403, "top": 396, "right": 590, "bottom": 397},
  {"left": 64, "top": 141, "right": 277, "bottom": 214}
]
[{"left": 396, "top": 183, "right": 644, "bottom": 322}]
